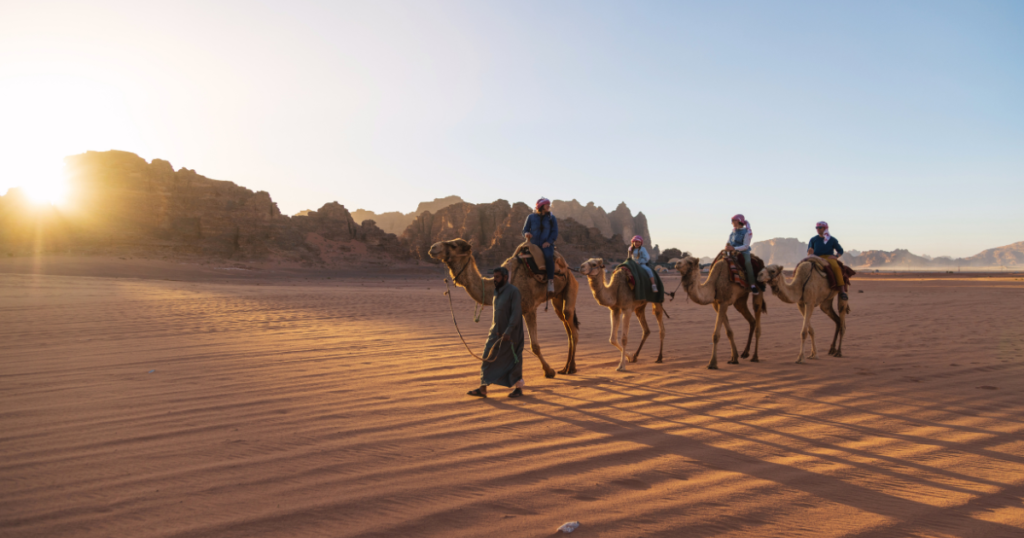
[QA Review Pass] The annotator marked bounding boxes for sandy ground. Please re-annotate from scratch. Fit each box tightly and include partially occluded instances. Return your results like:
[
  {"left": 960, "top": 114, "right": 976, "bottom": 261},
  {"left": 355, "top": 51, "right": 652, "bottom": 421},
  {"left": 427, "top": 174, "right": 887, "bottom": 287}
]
[{"left": 2, "top": 258, "right": 1024, "bottom": 537}]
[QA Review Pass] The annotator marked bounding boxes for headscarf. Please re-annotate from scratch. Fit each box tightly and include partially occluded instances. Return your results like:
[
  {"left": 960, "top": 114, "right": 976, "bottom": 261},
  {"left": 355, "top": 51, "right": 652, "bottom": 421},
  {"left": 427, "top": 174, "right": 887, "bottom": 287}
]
[
  {"left": 630, "top": 235, "right": 644, "bottom": 245},
  {"left": 535, "top": 197, "right": 551, "bottom": 211},
  {"left": 732, "top": 214, "right": 752, "bottom": 238},
  {"left": 816, "top": 221, "right": 830, "bottom": 242}
]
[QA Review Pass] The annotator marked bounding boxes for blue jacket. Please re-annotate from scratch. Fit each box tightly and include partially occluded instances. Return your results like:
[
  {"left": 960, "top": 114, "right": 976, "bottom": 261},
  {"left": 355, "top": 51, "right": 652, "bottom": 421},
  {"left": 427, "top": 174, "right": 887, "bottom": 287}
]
[
  {"left": 522, "top": 212, "right": 558, "bottom": 246},
  {"left": 809, "top": 235, "right": 844, "bottom": 256}
]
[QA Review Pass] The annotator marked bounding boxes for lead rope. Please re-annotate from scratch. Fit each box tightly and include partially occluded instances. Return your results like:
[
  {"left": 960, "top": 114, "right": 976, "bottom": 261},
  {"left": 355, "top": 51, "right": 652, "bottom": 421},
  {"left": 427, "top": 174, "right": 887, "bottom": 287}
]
[{"left": 441, "top": 262, "right": 497, "bottom": 363}]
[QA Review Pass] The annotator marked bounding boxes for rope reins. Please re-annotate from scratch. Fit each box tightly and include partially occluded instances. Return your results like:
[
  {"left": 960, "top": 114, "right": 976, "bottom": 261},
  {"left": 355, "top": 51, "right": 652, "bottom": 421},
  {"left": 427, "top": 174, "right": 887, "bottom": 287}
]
[{"left": 441, "top": 258, "right": 519, "bottom": 364}]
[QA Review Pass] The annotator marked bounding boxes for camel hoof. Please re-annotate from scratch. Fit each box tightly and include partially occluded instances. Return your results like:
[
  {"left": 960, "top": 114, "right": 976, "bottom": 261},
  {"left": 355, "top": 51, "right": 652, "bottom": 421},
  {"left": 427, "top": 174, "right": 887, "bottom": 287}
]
[
  {"left": 707, "top": 364, "right": 718, "bottom": 370},
  {"left": 629, "top": 356, "right": 638, "bottom": 363},
  {"left": 741, "top": 352, "right": 749, "bottom": 359},
  {"left": 750, "top": 357, "right": 759, "bottom": 363},
  {"left": 833, "top": 352, "right": 843, "bottom": 358},
  {"left": 544, "top": 370, "right": 557, "bottom": 379},
  {"left": 616, "top": 366, "right": 627, "bottom": 372},
  {"left": 655, "top": 357, "right": 663, "bottom": 363},
  {"left": 728, "top": 359, "right": 739, "bottom": 364}
]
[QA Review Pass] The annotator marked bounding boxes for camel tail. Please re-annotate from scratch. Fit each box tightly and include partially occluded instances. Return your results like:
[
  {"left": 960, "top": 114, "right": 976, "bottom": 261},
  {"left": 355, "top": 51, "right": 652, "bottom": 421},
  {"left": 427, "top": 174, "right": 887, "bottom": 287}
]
[
  {"left": 573, "top": 312, "right": 580, "bottom": 330},
  {"left": 761, "top": 301, "right": 768, "bottom": 314}
]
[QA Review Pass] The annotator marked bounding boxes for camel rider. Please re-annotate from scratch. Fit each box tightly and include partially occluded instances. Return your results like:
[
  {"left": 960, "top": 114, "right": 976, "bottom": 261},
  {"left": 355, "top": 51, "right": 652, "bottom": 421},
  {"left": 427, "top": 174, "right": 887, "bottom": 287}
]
[
  {"left": 467, "top": 267, "right": 525, "bottom": 399},
  {"left": 808, "top": 221, "right": 849, "bottom": 300},
  {"left": 628, "top": 235, "right": 658, "bottom": 292},
  {"left": 725, "top": 214, "right": 759, "bottom": 295},
  {"left": 522, "top": 198, "right": 559, "bottom": 295}
]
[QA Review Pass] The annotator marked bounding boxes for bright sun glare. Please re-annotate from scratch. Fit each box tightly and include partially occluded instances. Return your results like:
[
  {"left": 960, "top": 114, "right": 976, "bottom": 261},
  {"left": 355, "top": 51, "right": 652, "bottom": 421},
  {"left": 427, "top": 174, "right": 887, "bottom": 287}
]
[{"left": 23, "top": 174, "right": 69, "bottom": 207}]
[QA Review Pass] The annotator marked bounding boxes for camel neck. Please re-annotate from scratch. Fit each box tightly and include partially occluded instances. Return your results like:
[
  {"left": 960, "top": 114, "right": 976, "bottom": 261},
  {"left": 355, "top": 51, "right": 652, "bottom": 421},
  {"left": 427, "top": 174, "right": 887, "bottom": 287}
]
[
  {"left": 771, "top": 264, "right": 809, "bottom": 304},
  {"left": 683, "top": 262, "right": 719, "bottom": 305},
  {"left": 586, "top": 270, "right": 617, "bottom": 307},
  {"left": 451, "top": 256, "right": 493, "bottom": 306}
]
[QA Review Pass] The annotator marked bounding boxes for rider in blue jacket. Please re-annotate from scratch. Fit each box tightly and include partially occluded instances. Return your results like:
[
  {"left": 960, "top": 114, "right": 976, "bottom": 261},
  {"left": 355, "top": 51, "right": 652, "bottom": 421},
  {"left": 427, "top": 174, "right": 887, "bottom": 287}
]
[{"left": 522, "top": 197, "right": 559, "bottom": 295}]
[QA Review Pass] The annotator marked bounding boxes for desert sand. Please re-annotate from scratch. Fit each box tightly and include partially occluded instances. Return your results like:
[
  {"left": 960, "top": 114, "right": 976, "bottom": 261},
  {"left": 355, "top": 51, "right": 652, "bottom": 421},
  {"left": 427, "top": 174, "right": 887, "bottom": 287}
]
[{"left": 2, "top": 258, "right": 1023, "bottom": 537}]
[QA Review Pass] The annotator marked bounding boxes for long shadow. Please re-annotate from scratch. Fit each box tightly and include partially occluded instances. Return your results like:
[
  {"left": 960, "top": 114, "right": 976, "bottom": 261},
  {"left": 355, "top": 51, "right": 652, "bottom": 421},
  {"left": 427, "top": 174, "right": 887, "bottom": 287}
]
[
  {"left": 486, "top": 391, "right": 1024, "bottom": 536},
  {"left": 532, "top": 382, "right": 1016, "bottom": 497}
]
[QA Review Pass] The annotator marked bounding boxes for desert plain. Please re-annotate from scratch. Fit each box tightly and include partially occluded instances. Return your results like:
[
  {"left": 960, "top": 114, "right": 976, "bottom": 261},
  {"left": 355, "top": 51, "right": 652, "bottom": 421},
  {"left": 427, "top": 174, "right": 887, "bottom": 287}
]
[{"left": 2, "top": 257, "right": 1024, "bottom": 537}]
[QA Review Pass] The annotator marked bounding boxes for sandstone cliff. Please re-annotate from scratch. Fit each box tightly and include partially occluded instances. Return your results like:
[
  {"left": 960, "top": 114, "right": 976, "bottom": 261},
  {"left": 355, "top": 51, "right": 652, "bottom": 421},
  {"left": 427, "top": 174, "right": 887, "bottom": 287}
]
[
  {"left": 0, "top": 151, "right": 402, "bottom": 266},
  {"left": 550, "top": 199, "right": 655, "bottom": 255},
  {"left": 350, "top": 195, "right": 465, "bottom": 235},
  {"left": 401, "top": 200, "right": 631, "bottom": 268}
]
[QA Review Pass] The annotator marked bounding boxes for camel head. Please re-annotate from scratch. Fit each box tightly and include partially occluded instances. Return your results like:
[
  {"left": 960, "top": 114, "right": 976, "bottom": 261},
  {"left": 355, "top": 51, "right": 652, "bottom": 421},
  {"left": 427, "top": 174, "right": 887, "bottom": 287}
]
[
  {"left": 578, "top": 258, "right": 606, "bottom": 277},
  {"left": 673, "top": 253, "right": 699, "bottom": 280},
  {"left": 428, "top": 239, "right": 473, "bottom": 264},
  {"left": 759, "top": 264, "right": 784, "bottom": 284}
]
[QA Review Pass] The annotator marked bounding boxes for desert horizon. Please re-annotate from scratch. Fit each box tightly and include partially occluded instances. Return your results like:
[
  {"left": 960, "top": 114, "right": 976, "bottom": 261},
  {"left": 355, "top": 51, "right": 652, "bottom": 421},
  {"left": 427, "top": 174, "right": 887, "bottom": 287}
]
[{"left": 3, "top": 1, "right": 1023, "bottom": 536}]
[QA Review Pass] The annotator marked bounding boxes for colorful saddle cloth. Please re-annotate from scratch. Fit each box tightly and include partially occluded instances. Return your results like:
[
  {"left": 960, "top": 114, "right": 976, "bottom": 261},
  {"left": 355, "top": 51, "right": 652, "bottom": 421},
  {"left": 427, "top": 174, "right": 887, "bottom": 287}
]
[
  {"left": 801, "top": 256, "right": 856, "bottom": 289},
  {"left": 713, "top": 250, "right": 767, "bottom": 291},
  {"left": 616, "top": 259, "right": 665, "bottom": 303}
]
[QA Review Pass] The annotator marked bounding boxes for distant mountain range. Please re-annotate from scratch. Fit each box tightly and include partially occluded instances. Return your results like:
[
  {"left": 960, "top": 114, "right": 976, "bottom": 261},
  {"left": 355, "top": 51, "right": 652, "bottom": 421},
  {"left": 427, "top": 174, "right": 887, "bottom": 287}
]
[{"left": 751, "top": 237, "right": 1023, "bottom": 269}]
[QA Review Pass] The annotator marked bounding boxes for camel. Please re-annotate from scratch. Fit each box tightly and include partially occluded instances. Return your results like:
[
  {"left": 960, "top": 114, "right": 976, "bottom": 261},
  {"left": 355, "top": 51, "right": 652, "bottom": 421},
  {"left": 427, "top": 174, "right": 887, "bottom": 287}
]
[
  {"left": 578, "top": 258, "right": 666, "bottom": 372},
  {"left": 428, "top": 239, "right": 580, "bottom": 378},
  {"left": 673, "top": 254, "right": 766, "bottom": 369},
  {"left": 758, "top": 261, "right": 850, "bottom": 363}
]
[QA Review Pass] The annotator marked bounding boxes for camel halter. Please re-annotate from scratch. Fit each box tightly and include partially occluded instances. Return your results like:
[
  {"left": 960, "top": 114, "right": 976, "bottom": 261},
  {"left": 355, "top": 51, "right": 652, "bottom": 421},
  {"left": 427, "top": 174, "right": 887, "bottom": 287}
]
[{"left": 440, "top": 257, "right": 519, "bottom": 364}]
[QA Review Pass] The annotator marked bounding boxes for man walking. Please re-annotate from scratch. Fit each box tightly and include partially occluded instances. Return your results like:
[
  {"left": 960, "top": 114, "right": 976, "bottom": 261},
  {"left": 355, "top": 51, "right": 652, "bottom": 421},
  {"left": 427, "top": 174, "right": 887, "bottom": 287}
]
[{"left": 467, "top": 267, "right": 526, "bottom": 398}]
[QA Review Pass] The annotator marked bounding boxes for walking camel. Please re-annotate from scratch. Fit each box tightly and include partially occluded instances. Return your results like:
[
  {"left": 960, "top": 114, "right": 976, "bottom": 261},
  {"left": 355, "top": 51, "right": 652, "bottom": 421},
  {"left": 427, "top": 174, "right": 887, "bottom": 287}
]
[
  {"left": 758, "top": 261, "right": 850, "bottom": 362},
  {"left": 429, "top": 239, "right": 580, "bottom": 377},
  {"left": 578, "top": 258, "right": 666, "bottom": 372},
  {"left": 673, "top": 254, "right": 766, "bottom": 369}
]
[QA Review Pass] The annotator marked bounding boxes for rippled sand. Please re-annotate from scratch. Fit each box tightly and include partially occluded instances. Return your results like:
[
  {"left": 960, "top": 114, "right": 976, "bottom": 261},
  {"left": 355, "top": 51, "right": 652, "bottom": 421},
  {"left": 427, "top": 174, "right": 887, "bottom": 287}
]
[{"left": 2, "top": 260, "right": 1023, "bottom": 537}]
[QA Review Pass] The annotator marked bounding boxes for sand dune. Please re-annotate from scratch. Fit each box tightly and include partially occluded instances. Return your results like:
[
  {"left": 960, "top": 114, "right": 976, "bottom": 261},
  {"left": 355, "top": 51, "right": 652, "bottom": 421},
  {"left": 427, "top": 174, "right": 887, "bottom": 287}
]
[{"left": 2, "top": 262, "right": 1023, "bottom": 537}]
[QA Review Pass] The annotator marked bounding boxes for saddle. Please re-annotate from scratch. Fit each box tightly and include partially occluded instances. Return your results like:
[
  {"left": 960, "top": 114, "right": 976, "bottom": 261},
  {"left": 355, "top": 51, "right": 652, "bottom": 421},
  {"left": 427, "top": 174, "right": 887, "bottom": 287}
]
[
  {"left": 713, "top": 250, "right": 766, "bottom": 290},
  {"left": 515, "top": 241, "right": 568, "bottom": 283},
  {"left": 802, "top": 256, "right": 856, "bottom": 289}
]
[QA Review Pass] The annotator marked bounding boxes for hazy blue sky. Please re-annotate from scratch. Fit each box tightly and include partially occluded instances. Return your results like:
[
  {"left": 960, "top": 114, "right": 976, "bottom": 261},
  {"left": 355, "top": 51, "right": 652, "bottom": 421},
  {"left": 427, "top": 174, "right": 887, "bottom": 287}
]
[{"left": 2, "top": 0, "right": 1021, "bottom": 257}]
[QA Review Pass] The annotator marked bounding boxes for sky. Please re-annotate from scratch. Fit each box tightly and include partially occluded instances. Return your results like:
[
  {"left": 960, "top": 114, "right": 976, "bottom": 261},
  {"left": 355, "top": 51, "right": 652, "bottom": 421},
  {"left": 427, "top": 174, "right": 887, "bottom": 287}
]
[{"left": 1, "top": 0, "right": 1021, "bottom": 258}]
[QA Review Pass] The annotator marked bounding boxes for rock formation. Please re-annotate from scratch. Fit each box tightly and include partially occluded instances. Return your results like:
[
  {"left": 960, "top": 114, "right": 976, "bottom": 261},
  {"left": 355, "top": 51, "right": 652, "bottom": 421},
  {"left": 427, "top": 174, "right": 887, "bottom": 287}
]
[
  {"left": 0, "top": 151, "right": 402, "bottom": 266},
  {"left": 350, "top": 195, "right": 465, "bottom": 235},
  {"left": 750, "top": 237, "right": 808, "bottom": 268},
  {"left": 402, "top": 200, "right": 630, "bottom": 268},
  {"left": 550, "top": 199, "right": 655, "bottom": 255}
]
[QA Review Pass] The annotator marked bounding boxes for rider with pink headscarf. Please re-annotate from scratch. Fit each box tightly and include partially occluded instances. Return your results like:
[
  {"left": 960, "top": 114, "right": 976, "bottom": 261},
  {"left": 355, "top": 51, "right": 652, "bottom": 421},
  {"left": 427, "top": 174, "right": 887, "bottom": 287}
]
[
  {"left": 725, "top": 214, "right": 758, "bottom": 295},
  {"left": 628, "top": 235, "right": 657, "bottom": 292},
  {"left": 808, "top": 221, "right": 848, "bottom": 300}
]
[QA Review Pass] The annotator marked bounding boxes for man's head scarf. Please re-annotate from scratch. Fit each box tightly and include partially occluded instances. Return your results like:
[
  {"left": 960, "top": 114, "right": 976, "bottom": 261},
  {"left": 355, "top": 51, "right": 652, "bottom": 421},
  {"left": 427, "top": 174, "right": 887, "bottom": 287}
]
[
  {"left": 535, "top": 198, "right": 551, "bottom": 211},
  {"left": 816, "top": 221, "right": 830, "bottom": 242}
]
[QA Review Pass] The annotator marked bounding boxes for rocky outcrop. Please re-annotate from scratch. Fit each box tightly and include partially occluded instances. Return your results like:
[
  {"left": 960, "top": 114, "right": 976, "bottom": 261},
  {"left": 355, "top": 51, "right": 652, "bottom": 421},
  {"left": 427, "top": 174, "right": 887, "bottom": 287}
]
[
  {"left": 403, "top": 200, "right": 631, "bottom": 268},
  {"left": 351, "top": 195, "right": 465, "bottom": 235},
  {"left": 0, "top": 151, "right": 403, "bottom": 266},
  {"left": 550, "top": 199, "right": 654, "bottom": 253},
  {"left": 751, "top": 237, "right": 808, "bottom": 268},
  {"left": 963, "top": 241, "right": 1024, "bottom": 267}
]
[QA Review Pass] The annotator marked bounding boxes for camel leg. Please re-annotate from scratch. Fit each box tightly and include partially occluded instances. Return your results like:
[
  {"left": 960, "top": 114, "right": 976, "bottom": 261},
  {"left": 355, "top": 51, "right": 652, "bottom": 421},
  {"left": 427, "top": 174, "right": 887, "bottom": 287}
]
[
  {"left": 630, "top": 304, "right": 652, "bottom": 363},
  {"left": 796, "top": 303, "right": 816, "bottom": 363},
  {"left": 653, "top": 302, "right": 666, "bottom": 363},
  {"left": 835, "top": 298, "right": 849, "bottom": 357},
  {"left": 751, "top": 293, "right": 763, "bottom": 362},
  {"left": 608, "top": 308, "right": 625, "bottom": 355},
  {"left": 617, "top": 310, "right": 631, "bottom": 372},
  {"left": 722, "top": 308, "right": 739, "bottom": 364},
  {"left": 708, "top": 304, "right": 726, "bottom": 370},
  {"left": 551, "top": 296, "right": 577, "bottom": 375},
  {"left": 524, "top": 311, "right": 556, "bottom": 378},
  {"left": 733, "top": 298, "right": 756, "bottom": 359},
  {"left": 821, "top": 299, "right": 841, "bottom": 357}
]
